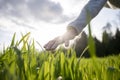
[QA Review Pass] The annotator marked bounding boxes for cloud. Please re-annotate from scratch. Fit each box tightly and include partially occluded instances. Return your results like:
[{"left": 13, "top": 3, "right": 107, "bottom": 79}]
[
  {"left": 0, "top": 0, "right": 69, "bottom": 23},
  {"left": 28, "top": 0, "right": 62, "bottom": 21},
  {"left": 0, "top": 0, "right": 27, "bottom": 17}
]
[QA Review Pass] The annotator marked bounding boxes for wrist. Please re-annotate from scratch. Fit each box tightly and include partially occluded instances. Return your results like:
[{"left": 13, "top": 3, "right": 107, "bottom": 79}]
[
  {"left": 67, "top": 26, "right": 78, "bottom": 36},
  {"left": 62, "top": 26, "right": 78, "bottom": 42}
]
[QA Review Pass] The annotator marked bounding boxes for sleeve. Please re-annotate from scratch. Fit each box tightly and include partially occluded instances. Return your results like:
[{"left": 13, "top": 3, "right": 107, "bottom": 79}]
[{"left": 67, "top": 0, "right": 107, "bottom": 34}]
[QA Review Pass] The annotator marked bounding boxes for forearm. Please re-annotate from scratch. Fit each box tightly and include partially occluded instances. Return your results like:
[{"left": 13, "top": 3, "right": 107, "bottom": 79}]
[{"left": 68, "top": 0, "right": 107, "bottom": 34}]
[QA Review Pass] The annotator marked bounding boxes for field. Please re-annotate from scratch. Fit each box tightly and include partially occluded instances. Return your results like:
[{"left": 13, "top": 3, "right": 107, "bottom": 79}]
[{"left": 0, "top": 33, "right": 120, "bottom": 80}]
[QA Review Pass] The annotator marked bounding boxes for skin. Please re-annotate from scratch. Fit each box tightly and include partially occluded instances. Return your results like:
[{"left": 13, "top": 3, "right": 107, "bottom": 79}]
[{"left": 44, "top": 27, "right": 78, "bottom": 51}]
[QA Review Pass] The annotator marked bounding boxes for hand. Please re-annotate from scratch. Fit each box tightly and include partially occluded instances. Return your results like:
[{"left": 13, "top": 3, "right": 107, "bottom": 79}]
[
  {"left": 44, "top": 36, "right": 68, "bottom": 51},
  {"left": 44, "top": 27, "right": 78, "bottom": 51}
]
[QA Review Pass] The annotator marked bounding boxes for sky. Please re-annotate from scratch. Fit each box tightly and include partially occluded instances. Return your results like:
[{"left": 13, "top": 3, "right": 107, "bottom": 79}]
[{"left": 0, "top": 0, "right": 120, "bottom": 51}]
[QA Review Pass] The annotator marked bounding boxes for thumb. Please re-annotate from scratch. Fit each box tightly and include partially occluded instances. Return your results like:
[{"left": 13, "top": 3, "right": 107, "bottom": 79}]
[{"left": 64, "top": 40, "right": 69, "bottom": 47}]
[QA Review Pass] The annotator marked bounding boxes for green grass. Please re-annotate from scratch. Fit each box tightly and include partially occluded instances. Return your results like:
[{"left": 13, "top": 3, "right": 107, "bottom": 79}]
[{"left": 0, "top": 33, "right": 120, "bottom": 80}]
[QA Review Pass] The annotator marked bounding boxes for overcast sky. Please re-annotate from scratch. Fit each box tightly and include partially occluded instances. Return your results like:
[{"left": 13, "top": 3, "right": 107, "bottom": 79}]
[{"left": 0, "top": 0, "right": 120, "bottom": 50}]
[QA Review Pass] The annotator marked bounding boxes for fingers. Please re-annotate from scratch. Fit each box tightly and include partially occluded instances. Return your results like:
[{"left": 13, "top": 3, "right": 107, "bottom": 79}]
[
  {"left": 44, "top": 37, "right": 60, "bottom": 51},
  {"left": 44, "top": 40, "right": 55, "bottom": 50},
  {"left": 51, "top": 41, "right": 59, "bottom": 50}
]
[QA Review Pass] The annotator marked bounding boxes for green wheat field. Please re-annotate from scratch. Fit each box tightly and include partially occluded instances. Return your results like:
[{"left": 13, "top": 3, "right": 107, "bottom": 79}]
[{"left": 0, "top": 31, "right": 120, "bottom": 80}]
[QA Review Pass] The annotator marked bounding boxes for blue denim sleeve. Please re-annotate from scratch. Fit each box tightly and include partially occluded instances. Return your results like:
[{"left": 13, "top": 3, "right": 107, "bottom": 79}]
[{"left": 68, "top": 0, "right": 107, "bottom": 34}]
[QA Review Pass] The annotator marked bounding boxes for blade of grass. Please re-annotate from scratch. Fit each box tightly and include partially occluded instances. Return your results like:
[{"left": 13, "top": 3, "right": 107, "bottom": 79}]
[
  {"left": 10, "top": 33, "right": 16, "bottom": 47},
  {"left": 86, "top": 10, "right": 96, "bottom": 57},
  {"left": 17, "top": 32, "right": 30, "bottom": 46}
]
